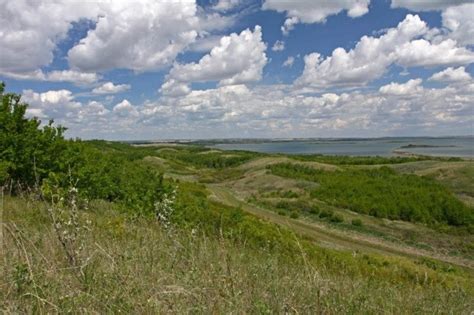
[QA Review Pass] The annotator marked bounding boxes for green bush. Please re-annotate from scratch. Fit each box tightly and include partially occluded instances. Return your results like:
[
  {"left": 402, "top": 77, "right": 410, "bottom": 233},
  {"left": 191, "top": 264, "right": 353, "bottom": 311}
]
[
  {"left": 330, "top": 214, "right": 344, "bottom": 223},
  {"left": 352, "top": 219, "right": 363, "bottom": 227},
  {"left": 0, "top": 82, "right": 67, "bottom": 189},
  {"left": 289, "top": 211, "right": 299, "bottom": 219},
  {"left": 268, "top": 163, "right": 473, "bottom": 227},
  {"left": 319, "top": 209, "right": 334, "bottom": 219},
  {"left": 0, "top": 84, "right": 170, "bottom": 215}
]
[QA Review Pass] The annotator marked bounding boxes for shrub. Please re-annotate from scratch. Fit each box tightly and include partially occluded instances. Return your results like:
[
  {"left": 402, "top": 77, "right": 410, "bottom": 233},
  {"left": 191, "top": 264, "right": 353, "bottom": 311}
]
[
  {"left": 352, "top": 219, "right": 363, "bottom": 227},
  {"left": 330, "top": 214, "right": 344, "bottom": 223},
  {"left": 319, "top": 210, "right": 334, "bottom": 219},
  {"left": 0, "top": 82, "right": 67, "bottom": 189},
  {"left": 289, "top": 211, "right": 299, "bottom": 219}
]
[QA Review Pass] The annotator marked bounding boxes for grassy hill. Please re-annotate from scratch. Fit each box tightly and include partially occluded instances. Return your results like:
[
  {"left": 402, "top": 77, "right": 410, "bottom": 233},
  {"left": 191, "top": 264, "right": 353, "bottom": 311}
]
[{"left": 3, "top": 142, "right": 474, "bottom": 313}]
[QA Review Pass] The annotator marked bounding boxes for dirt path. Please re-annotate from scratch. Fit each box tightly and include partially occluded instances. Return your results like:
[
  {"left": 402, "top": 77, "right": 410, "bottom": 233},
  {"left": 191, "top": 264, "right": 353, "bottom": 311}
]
[{"left": 207, "top": 184, "right": 474, "bottom": 270}]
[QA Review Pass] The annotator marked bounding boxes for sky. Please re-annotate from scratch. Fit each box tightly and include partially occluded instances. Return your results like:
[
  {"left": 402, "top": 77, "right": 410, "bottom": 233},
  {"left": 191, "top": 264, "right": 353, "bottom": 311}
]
[{"left": 0, "top": 0, "right": 473, "bottom": 140}]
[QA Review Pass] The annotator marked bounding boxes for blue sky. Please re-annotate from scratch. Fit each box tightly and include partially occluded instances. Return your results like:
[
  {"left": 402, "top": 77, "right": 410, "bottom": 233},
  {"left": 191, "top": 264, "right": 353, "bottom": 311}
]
[{"left": 1, "top": 0, "right": 473, "bottom": 140}]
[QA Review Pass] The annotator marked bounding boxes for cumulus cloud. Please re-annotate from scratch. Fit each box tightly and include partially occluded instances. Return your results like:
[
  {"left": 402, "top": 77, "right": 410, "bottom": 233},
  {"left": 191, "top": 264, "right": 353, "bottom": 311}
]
[
  {"left": 0, "top": 0, "right": 98, "bottom": 73},
  {"left": 379, "top": 78, "right": 423, "bottom": 95},
  {"left": 272, "top": 40, "right": 285, "bottom": 51},
  {"left": 295, "top": 14, "right": 474, "bottom": 89},
  {"left": 263, "top": 0, "right": 370, "bottom": 34},
  {"left": 67, "top": 1, "right": 199, "bottom": 72},
  {"left": 429, "top": 67, "right": 472, "bottom": 82},
  {"left": 395, "top": 38, "right": 474, "bottom": 67},
  {"left": 391, "top": 1, "right": 474, "bottom": 46},
  {"left": 283, "top": 56, "right": 295, "bottom": 67},
  {"left": 213, "top": 0, "right": 241, "bottom": 11},
  {"left": 92, "top": 82, "right": 131, "bottom": 94},
  {"left": 390, "top": 0, "right": 471, "bottom": 11},
  {"left": 188, "top": 35, "right": 223, "bottom": 53},
  {"left": 22, "top": 89, "right": 80, "bottom": 119},
  {"left": 113, "top": 100, "right": 138, "bottom": 117},
  {"left": 0, "top": 70, "right": 100, "bottom": 85},
  {"left": 161, "top": 26, "right": 267, "bottom": 96},
  {"left": 1, "top": 0, "right": 238, "bottom": 75},
  {"left": 20, "top": 80, "right": 474, "bottom": 139},
  {"left": 442, "top": 4, "right": 474, "bottom": 46}
]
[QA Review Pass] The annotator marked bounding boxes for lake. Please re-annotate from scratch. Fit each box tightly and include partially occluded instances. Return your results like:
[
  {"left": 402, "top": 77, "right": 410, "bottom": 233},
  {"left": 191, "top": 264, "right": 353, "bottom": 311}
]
[{"left": 211, "top": 137, "right": 474, "bottom": 157}]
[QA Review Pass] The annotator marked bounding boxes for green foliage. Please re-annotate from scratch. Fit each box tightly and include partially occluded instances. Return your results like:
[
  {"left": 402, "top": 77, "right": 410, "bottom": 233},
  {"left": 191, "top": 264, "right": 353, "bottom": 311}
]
[
  {"left": 289, "top": 211, "right": 299, "bottom": 219},
  {"left": 319, "top": 209, "right": 334, "bottom": 219},
  {"left": 275, "top": 200, "right": 318, "bottom": 215},
  {"left": 352, "top": 218, "right": 363, "bottom": 227},
  {"left": 5, "top": 196, "right": 473, "bottom": 313},
  {"left": 157, "top": 147, "right": 258, "bottom": 169},
  {"left": 330, "top": 213, "right": 344, "bottom": 223},
  {"left": 41, "top": 141, "right": 169, "bottom": 215},
  {"left": 0, "top": 82, "right": 67, "bottom": 188},
  {"left": 268, "top": 163, "right": 473, "bottom": 226},
  {"left": 292, "top": 154, "right": 460, "bottom": 165},
  {"left": 0, "top": 84, "right": 169, "bottom": 215}
]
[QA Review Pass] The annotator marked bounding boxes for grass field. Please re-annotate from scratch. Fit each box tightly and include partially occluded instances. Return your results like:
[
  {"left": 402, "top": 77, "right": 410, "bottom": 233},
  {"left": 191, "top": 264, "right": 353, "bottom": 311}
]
[{"left": 2, "top": 143, "right": 474, "bottom": 313}]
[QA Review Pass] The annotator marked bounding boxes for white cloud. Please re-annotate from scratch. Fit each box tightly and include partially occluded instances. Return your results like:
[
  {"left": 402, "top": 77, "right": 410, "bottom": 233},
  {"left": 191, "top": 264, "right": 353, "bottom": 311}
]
[
  {"left": 295, "top": 15, "right": 427, "bottom": 88},
  {"left": 22, "top": 89, "right": 81, "bottom": 119},
  {"left": 391, "top": 1, "right": 474, "bottom": 46},
  {"left": 379, "top": 78, "right": 423, "bottom": 95},
  {"left": 67, "top": 1, "right": 199, "bottom": 72},
  {"left": 188, "top": 35, "right": 223, "bottom": 52},
  {"left": 395, "top": 38, "right": 474, "bottom": 67},
  {"left": 390, "top": 0, "right": 471, "bottom": 11},
  {"left": 0, "top": 0, "right": 238, "bottom": 75},
  {"left": 92, "top": 82, "right": 131, "bottom": 94},
  {"left": 213, "top": 0, "right": 241, "bottom": 11},
  {"left": 46, "top": 70, "right": 100, "bottom": 85},
  {"left": 295, "top": 14, "right": 474, "bottom": 89},
  {"left": 272, "top": 40, "right": 285, "bottom": 51},
  {"left": 442, "top": 4, "right": 474, "bottom": 46},
  {"left": 20, "top": 80, "right": 474, "bottom": 139},
  {"left": 283, "top": 56, "right": 295, "bottom": 67},
  {"left": 0, "top": 70, "right": 100, "bottom": 85},
  {"left": 113, "top": 100, "right": 139, "bottom": 118},
  {"left": 429, "top": 67, "right": 472, "bottom": 82},
  {"left": 161, "top": 26, "right": 267, "bottom": 96},
  {"left": 263, "top": 0, "right": 370, "bottom": 35},
  {"left": 0, "top": 0, "right": 98, "bottom": 73}
]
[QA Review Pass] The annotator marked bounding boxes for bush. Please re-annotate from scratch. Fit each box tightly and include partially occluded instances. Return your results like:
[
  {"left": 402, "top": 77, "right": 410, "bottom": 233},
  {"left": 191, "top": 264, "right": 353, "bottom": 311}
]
[
  {"left": 0, "top": 84, "right": 170, "bottom": 216},
  {"left": 289, "top": 211, "right": 299, "bottom": 219},
  {"left": 352, "top": 219, "right": 363, "bottom": 227},
  {"left": 319, "top": 210, "right": 334, "bottom": 219},
  {"left": 308, "top": 206, "right": 320, "bottom": 215},
  {"left": 330, "top": 214, "right": 344, "bottom": 223}
]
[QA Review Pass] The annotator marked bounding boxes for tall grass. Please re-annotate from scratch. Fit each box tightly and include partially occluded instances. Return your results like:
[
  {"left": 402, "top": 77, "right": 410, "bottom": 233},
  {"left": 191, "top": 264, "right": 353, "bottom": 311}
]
[{"left": 2, "top": 194, "right": 473, "bottom": 313}]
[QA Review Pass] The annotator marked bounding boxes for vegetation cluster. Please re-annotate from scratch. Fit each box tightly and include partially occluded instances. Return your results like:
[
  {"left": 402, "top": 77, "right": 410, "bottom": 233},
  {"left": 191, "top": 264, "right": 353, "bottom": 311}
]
[{"left": 268, "top": 163, "right": 473, "bottom": 226}]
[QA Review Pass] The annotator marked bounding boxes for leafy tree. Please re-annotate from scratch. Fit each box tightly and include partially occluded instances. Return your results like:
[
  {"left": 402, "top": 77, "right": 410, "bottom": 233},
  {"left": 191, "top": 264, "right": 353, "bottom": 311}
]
[{"left": 0, "top": 82, "right": 66, "bottom": 188}]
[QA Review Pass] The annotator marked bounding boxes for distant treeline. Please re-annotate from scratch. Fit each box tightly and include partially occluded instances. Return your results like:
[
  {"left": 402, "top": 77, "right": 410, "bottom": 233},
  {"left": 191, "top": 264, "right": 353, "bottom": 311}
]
[{"left": 292, "top": 154, "right": 461, "bottom": 165}]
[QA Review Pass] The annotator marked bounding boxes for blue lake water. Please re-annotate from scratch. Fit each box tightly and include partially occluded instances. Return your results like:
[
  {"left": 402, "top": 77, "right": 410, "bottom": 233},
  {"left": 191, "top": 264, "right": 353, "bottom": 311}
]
[{"left": 212, "top": 137, "right": 474, "bottom": 157}]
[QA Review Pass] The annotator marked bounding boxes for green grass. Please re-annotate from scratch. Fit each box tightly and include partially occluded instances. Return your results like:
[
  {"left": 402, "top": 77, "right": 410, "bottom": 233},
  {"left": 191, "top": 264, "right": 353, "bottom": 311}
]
[
  {"left": 2, "top": 139, "right": 474, "bottom": 313},
  {"left": 3, "top": 194, "right": 474, "bottom": 313}
]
